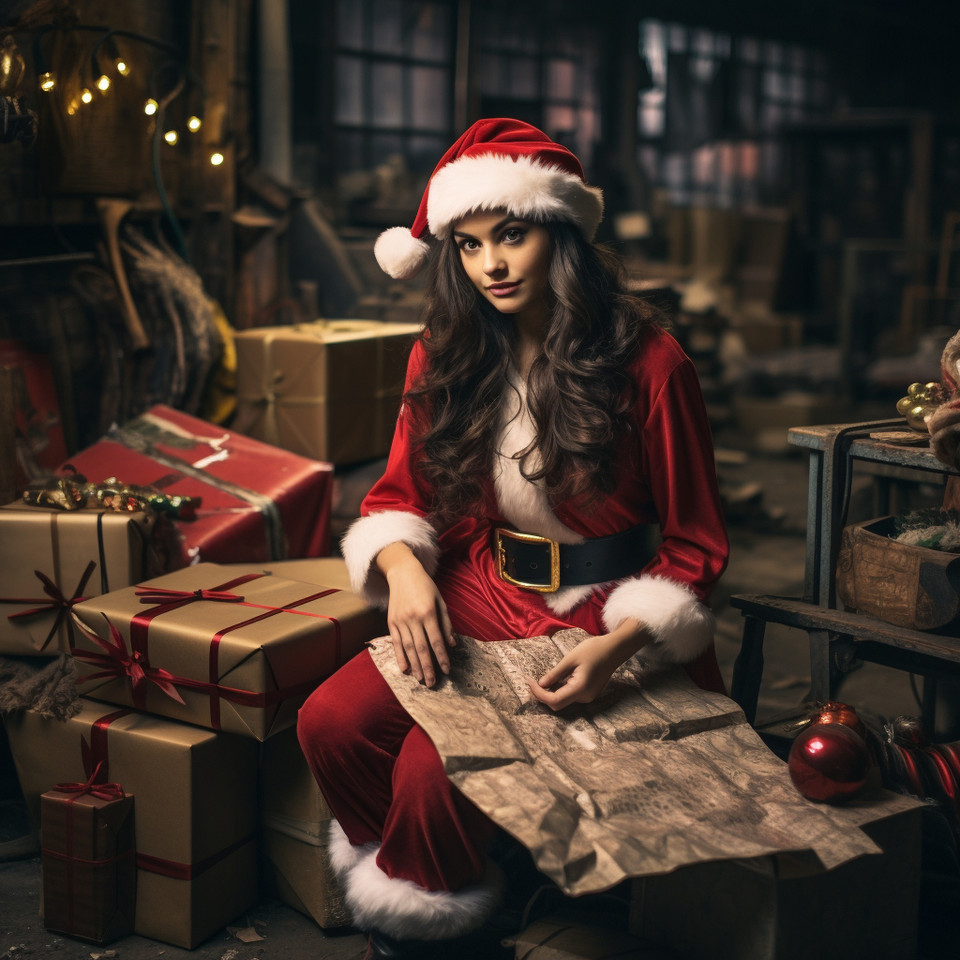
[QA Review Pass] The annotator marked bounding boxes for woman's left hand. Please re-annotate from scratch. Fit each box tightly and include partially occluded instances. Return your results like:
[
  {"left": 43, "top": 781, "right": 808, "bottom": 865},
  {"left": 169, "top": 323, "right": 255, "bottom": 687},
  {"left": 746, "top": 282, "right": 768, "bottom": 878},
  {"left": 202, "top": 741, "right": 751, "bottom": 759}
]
[{"left": 526, "top": 619, "right": 649, "bottom": 712}]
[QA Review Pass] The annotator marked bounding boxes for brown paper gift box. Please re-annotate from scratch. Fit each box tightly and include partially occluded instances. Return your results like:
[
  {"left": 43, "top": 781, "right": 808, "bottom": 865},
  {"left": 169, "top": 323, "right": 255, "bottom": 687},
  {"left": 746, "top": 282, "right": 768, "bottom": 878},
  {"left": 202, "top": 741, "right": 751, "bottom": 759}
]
[
  {"left": 6, "top": 699, "right": 259, "bottom": 949},
  {"left": 0, "top": 503, "right": 154, "bottom": 656},
  {"left": 41, "top": 786, "right": 136, "bottom": 944},
  {"left": 233, "top": 319, "right": 421, "bottom": 465},
  {"left": 70, "top": 562, "right": 384, "bottom": 741},
  {"left": 260, "top": 727, "right": 350, "bottom": 929}
]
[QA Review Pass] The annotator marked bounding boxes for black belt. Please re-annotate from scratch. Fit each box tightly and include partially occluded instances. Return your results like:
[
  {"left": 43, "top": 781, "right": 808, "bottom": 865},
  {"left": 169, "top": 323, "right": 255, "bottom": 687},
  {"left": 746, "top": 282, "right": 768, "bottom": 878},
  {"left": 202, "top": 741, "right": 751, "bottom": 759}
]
[{"left": 493, "top": 524, "right": 657, "bottom": 593}]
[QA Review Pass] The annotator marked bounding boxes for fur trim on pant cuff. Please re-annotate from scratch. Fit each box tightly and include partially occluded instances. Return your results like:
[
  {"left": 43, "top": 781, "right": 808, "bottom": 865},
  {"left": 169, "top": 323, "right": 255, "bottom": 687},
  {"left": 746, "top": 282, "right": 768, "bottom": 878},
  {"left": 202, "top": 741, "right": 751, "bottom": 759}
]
[
  {"left": 344, "top": 847, "right": 502, "bottom": 941},
  {"left": 340, "top": 511, "right": 439, "bottom": 608},
  {"left": 602, "top": 574, "right": 714, "bottom": 666},
  {"left": 328, "top": 819, "right": 378, "bottom": 880}
]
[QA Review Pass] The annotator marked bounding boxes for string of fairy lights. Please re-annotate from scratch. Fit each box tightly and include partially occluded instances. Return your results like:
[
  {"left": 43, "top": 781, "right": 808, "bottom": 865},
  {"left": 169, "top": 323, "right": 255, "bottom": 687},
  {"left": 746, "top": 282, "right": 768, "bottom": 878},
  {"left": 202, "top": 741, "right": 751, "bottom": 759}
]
[{"left": 33, "top": 23, "right": 224, "bottom": 167}]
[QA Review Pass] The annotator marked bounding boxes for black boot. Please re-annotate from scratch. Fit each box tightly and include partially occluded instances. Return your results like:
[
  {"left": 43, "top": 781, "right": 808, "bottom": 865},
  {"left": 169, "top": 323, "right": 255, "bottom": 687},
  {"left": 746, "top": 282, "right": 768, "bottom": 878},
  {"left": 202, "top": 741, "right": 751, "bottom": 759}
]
[{"left": 363, "top": 929, "right": 439, "bottom": 959}]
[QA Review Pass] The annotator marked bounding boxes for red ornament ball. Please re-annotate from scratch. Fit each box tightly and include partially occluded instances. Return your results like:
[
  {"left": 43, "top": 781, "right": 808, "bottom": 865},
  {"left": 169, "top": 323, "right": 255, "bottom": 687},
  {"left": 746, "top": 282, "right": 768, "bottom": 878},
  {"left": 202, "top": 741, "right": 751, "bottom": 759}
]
[
  {"left": 788, "top": 722, "right": 870, "bottom": 803},
  {"left": 815, "top": 701, "right": 867, "bottom": 740}
]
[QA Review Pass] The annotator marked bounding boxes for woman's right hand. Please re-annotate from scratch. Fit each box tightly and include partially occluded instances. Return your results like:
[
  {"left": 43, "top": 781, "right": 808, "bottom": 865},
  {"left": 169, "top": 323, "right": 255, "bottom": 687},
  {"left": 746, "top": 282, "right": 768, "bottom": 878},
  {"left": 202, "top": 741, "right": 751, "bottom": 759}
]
[{"left": 376, "top": 542, "right": 455, "bottom": 687}]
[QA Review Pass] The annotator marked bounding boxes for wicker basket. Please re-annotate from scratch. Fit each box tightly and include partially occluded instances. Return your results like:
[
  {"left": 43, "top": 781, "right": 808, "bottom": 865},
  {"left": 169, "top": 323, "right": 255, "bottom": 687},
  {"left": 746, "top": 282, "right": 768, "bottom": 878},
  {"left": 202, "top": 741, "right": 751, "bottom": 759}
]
[{"left": 836, "top": 516, "right": 960, "bottom": 632}]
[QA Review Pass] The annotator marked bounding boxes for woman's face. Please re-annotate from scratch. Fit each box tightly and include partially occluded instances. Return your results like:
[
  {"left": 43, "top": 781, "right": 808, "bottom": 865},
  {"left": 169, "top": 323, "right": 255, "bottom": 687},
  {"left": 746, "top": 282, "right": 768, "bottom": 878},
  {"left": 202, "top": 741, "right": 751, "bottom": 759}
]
[{"left": 452, "top": 210, "right": 551, "bottom": 326}]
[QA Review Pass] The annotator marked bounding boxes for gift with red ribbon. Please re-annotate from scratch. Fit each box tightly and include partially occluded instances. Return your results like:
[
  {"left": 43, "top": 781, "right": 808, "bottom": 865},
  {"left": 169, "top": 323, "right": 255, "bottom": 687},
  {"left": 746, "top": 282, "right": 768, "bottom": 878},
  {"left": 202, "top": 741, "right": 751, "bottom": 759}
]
[
  {"left": 70, "top": 561, "right": 386, "bottom": 740},
  {"left": 40, "top": 742, "right": 136, "bottom": 945},
  {"left": 59, "top": 404, "right": 333, "bottom": 570},
  {"left": 7, "top": 699, "right": 259, "bottom": 949},
  {"left": 0, "top": 502, "right": 155, "bottom": 655}
]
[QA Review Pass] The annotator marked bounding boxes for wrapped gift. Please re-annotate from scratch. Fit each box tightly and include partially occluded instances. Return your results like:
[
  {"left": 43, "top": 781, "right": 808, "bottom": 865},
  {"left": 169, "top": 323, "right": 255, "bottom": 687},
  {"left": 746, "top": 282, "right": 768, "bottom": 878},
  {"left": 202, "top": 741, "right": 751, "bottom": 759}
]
[
  {"left": 59, "top": 404, "right": 333, "bottom": 570},
  {"left": 0, "top": 503, "right": 154, "bottom": 656},
  {"left": 224, "top": 556, "right": 354, "bottom": 590},
  {"left": 41, "top": 771, "right": 136, "bottom": 944},
  {"left": 71, "top": 562, "right": 385, "bottom": 740},
  {"left": 233, "top": 319, "right": 421, "bottom": 464},
  {"left": 260, "top": 727, "right": 350, "bottom": 928},
  {"left": 6, "top": 699, "right": 259, "bottom": 949}
]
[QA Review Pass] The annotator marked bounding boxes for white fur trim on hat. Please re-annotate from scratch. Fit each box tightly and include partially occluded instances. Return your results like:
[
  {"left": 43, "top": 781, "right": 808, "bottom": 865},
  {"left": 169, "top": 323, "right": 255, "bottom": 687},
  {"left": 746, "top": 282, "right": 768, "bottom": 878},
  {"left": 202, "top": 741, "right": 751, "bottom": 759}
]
[
  {"left": 374, "top": 226, "right": 431, "bottom": 280},
  {"left": 602, "top": 574, "right": 714, "bottom": 668},
  {"left": 341, "top": 510, "right": 440, "bottom": 608},
  {"left": 428, "top": 153, "right": 604, "bottom": 241},
  {"left": 344, "top": 846, "right": 502, "bottom": 940}
]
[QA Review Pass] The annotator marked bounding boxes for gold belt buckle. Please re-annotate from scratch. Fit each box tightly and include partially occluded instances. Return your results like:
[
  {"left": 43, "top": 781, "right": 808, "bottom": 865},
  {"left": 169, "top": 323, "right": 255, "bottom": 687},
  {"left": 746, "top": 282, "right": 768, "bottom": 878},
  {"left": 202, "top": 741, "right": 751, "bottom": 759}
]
[{"left": 494, "top": 528, "right": 560, "bottom": 593}]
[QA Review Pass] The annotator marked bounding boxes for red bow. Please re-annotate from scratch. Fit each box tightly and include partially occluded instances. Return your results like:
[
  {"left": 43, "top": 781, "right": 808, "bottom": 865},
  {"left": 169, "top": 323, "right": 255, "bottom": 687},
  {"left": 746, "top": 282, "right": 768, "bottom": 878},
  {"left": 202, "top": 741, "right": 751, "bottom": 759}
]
[
  {"left": 53, "top": 759, "right": 125, "bottom": 803},
  {"left": 134, "top": 586, "right": 245, "bottom": 605},
  {"left": 2, "top": 561, "right": 96, "bottom": 651},
  {"left": 72, "top": 614, "right": 186, "bottom": 707}
]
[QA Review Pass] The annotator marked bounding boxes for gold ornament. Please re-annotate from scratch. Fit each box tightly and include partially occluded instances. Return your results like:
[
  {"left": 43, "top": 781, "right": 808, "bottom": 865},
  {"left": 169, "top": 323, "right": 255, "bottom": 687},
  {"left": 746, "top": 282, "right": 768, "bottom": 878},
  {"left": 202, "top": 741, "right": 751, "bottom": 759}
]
[
  {"left": 0, "top": 36, "right": 26, "bottom": 97},
  {"left": 896, "top": 381, "right": 946, "bottom": 432}
]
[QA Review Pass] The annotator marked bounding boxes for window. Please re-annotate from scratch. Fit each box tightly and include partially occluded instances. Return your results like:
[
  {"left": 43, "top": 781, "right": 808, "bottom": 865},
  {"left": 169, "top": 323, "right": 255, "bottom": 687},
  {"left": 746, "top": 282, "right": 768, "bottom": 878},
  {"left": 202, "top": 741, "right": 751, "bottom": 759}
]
[
  {"left": 638, "top": 19, "right": 830, "bottom": 206},
  {"left": 334, "top": 0, "right": 455, "bottom": 177}
]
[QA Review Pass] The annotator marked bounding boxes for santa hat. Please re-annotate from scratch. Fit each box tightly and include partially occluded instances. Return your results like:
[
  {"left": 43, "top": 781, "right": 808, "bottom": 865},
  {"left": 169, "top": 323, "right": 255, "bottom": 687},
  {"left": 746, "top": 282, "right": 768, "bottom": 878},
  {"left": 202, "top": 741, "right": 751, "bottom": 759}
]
[{"left": 374, "top": 117, "right": 604, "bottom": 280}]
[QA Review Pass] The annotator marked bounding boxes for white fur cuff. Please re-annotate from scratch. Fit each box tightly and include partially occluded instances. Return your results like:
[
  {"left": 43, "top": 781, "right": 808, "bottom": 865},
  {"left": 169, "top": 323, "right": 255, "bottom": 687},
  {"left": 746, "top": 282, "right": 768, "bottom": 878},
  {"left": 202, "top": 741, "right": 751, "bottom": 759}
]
[
  {"left": 602, "top": 575, "right": 714, "bottom": 667},
  {"left": 345, "top": 847, "right": 502, "bottom": 940},
  {"left": 328, "top": 819, "right": 378, "bottom": 879},
  {"left": 341, "top": 511, "right": 440, "bottom": 608}
]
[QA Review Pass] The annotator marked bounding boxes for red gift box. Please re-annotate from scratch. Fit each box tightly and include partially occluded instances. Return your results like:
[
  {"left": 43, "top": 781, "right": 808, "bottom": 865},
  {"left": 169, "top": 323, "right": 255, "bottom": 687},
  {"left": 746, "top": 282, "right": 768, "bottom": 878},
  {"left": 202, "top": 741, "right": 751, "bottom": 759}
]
[
  {"left": 59, "top": 405, "right": 333, "bottom": 569},
  {"left": 41, "top": 761, "right": 136, "bottom": 945}
]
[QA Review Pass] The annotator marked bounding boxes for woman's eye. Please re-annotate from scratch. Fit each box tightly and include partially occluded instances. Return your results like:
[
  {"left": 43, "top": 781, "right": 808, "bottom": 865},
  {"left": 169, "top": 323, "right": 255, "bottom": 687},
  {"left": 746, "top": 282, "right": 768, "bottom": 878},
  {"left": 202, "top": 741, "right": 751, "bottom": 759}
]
[
  {"left": 503, "top": 228, "right": 524, "bottom": 243},
  {"left": 459, "top": 239, "right": 479, "bottom": 252}
]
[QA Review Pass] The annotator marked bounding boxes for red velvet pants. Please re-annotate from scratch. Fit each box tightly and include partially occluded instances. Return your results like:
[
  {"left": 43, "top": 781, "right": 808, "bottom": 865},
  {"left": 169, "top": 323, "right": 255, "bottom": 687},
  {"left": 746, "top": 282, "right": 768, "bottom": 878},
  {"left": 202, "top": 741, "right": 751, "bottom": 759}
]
[{"left": 297, "top": 559, "right": 725, "bottom": 894}]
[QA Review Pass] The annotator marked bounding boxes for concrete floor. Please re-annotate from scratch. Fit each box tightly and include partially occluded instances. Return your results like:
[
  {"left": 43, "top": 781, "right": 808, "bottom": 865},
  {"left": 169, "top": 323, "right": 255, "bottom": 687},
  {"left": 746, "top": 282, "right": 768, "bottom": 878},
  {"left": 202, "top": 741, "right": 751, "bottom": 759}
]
[{"left": 0, "top": 445, "right": 952, "bottom": 959}]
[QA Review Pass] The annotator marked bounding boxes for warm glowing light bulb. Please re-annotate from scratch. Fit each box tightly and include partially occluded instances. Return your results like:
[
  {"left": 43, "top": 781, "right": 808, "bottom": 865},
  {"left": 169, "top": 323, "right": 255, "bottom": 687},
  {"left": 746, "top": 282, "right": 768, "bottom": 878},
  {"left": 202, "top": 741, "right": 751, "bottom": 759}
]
[
  {"left": 187, "top": 115, "right": 202, "bottom": 133},
  {"left": 144, "top": 98, "right": 158, "bottom": 116},
  {"left": 39, "top": 71, "right": 56, "bottom": 92},
  {"left": 80, "top": 88, "right": 93, "bottom": 104},
  {"left": 164, "top": 129, "right": 179, "bottom": 145},
  {"left": 96, "top": 74, "right": 111, "bottom": 92},
  {"left": 67, "top": 101, "right": 78, "bottom": 116},
  {"left": 210, "top": 151, "right": 224, "bottom": 166},
  {"left": 116, "top": 59, "right": 129, "bottom": 76}
]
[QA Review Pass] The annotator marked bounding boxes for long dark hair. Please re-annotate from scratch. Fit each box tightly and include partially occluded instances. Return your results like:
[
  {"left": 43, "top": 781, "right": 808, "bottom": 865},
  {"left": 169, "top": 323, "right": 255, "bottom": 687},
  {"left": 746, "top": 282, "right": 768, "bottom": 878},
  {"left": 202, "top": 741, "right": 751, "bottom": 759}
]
[{"left": 406, "top": 220, "right": 661, "bottom": 525}]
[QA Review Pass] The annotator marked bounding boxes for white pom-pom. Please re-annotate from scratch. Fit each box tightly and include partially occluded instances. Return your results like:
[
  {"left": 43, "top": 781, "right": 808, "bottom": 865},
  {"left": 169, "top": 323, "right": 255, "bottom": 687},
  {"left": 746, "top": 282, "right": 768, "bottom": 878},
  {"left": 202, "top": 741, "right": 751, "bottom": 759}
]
[{"left": 374, "top": 226, "right": 430, "bottom": 280}]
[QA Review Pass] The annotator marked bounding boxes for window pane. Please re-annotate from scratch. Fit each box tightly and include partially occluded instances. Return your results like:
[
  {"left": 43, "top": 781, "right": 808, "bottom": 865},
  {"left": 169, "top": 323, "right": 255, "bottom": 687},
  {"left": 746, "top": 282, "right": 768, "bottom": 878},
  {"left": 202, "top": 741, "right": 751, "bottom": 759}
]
[
  {"left": 640, "top": 90, "right": 664, "bottom": 137},
  {"left": 547, "top": 59, "right": 576, "bottom": 100},
  {"left": 411, "top": 3, "right": 450, "bottom": 62},
  {"left": 546, "top": 104, "right": 576, "bottom": 134},
  {"left": 371, "top": 62, "right": 404, "bottom": 127},
  {"left": 371, "top": 0, "right": 404, "bottom": 54},
  {"left": 408, "top": 134, "right": 449, "bottom": 175},
  {"left": 411, "top": 66, "right": 449, "bottom": 131},
  {"left": 336, "top": 130, "right": 367, "bottom": 172},
  {"left": 336, "top": 56, "right": 364, "bottom": 124},
  {"left": 369, "top": 132, "right": 405, "bottom": 167},
  {"left": 510, "top": 56, "right": 538, "bottom": 98},
  {"left": 478, "top": 52, "right": 503, "bottom": 95},
  {"left": 338, "top": 0, "right": 363, "bottom": 48}
]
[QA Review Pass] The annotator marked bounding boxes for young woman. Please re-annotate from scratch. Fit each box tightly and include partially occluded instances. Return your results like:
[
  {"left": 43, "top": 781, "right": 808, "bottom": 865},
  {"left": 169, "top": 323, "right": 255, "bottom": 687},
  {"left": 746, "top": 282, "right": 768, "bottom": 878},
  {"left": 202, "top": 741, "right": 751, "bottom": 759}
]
[{"left": 297, "top": 118, "right": 729, "bottom": 959}]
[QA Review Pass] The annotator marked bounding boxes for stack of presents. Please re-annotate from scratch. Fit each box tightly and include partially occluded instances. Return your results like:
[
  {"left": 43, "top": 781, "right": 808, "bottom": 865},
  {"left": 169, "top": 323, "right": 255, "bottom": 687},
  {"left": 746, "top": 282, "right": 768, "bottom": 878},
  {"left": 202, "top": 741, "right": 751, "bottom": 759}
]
[{"left": 0, "top": 320, "right": 421, "bottom": 948}]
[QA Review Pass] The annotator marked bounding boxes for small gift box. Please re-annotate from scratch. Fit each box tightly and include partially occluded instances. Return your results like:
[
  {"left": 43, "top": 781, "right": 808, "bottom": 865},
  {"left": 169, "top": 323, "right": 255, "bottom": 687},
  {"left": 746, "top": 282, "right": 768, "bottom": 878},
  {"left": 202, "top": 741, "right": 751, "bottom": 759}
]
[
  {"left": 0, "top": 503, "right": 154, "bottom": 656},
  {"left": 41, "top": 752, "right": 136, "bottom": 945},
  {"left": 60, "top": 404, "right": 334, "bottom": 569},
  {"left": 7, "top": 699, "right": 259, "bottom": 949},
  {"left": 70, "top": 562, "right": 384, "bottom": 740}
]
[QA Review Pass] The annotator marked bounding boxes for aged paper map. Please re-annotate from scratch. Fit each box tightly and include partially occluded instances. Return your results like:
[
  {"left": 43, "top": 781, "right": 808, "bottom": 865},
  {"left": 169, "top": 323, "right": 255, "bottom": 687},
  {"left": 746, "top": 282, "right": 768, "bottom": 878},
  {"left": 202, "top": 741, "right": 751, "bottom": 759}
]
[{"left": 368, "top": 629, "right": 920, "bottom": 896}]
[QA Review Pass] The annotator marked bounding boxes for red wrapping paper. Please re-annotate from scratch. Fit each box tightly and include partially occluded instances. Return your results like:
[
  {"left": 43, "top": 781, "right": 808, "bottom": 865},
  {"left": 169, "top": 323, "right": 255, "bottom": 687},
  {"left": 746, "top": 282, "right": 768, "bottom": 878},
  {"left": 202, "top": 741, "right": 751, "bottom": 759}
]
[{"left": 59, "top": 404, "right": 333, "bottom": 569}]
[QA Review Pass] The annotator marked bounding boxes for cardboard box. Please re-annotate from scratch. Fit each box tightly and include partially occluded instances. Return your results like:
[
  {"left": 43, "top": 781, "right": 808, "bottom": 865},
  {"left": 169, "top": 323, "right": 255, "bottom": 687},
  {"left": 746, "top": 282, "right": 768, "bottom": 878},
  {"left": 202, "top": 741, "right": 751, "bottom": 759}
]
[
  {"left": 260, "top": 727, "right": 350, "bottom": 928},
  {"left": 629, "top": 804, "right": 922, "bottom": 960},
  {"left": 233, "top": 319, "right": 421, "bottom": 465},
  {"left": 225, "top": 557, "right": 354, "bottom": 591},
  {"left": 71, "top": 562, "right": 385, "bottom": 740},
  {"left": 6, "top": 700, "right": 259, "bottom": 949},
  {"left": 0, "top": 504, "right": 154, "bottom": 656},
  {"left": 60, "top": 404, "right": 334, "bottom": 569},
  {"left": 41, "top": 786, "right": 136, "bottom": 944}
]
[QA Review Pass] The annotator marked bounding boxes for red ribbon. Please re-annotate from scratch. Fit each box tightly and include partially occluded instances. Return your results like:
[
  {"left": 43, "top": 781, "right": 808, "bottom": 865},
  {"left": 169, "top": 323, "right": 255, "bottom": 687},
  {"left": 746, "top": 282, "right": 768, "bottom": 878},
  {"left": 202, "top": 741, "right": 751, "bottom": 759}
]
[
  {"left": 1, "top": 561, "right": 97, "bottom": 650},
  {"left": 134, "top": 586, "right": 247, "bottom": 605},
  {"left": 74, "top": 574, "right": 342, "bottom": 727},
  {"left": 53, "top": 759, "right": 125, "bottom": 803}
]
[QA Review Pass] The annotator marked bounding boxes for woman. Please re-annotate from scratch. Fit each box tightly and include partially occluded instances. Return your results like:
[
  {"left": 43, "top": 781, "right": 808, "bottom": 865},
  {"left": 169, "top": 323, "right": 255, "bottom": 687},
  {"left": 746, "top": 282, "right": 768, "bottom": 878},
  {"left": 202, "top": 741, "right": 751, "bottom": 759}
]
[{"left": 297, "top": 118, "right": 728, "bottom": 959}]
